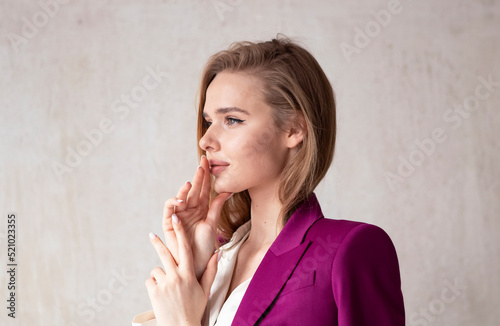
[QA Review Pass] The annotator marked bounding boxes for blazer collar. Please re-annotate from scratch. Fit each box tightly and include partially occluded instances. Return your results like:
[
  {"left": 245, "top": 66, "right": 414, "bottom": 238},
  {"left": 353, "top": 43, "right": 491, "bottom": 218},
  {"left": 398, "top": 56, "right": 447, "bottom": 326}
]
[
  {"left": 270, "top": 192, "right": 324, "bottom": 256},
  {"left": 232, "top": 193, "right": 324, "bottom": 325}
]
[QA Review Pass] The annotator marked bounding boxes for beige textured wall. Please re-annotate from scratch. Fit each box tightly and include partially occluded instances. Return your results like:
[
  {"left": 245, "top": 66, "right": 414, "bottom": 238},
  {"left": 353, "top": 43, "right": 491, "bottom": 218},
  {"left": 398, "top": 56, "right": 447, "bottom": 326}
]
[{"left": 1, "top": 0, "right": 499, "bottom": 325}]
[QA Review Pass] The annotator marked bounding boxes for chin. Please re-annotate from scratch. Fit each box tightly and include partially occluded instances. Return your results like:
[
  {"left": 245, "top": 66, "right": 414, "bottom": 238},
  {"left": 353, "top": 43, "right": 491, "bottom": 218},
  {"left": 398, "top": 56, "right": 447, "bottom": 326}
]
[{"left": 213, "top": 179, "right": 244, "bottom": 195}]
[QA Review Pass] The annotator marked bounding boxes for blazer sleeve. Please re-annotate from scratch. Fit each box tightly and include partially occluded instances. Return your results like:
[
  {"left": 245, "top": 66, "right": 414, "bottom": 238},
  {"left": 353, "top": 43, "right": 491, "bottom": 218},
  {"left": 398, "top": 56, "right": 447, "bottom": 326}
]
[{"left": 331, "top": 223, "right": 405, "bottom": 325}]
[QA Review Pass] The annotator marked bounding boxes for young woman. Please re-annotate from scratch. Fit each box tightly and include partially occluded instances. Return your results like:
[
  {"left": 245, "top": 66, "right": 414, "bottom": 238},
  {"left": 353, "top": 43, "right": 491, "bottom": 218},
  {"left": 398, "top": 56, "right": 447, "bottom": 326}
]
[{"left": 132, "top": 37, "right": 405, "bottom": 325}]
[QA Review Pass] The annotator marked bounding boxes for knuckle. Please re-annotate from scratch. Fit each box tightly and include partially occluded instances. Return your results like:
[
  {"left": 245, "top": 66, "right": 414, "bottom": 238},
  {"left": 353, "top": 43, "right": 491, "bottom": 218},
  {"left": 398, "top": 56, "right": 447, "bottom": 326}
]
[
  {"left": 165, "top": 197, "right": 179, "bottom": 207},
  {"left": 163, "top": 273, "right": 180, "bottom": 285},
  {"left": 181, "top": 242, "right": 191, "bottom": 252},
  {"left": 152, "top": 267, "right": 163, "bottom": 274},
  {"left": 171, "top": 273, "right": 181, "bottom": 283},
  {"left": 162, "top": 221, "right": 172, "bottom": 232},
  {"left": 182, "top": 279, "right": 193, "bottom": 289},
  {"left": 150, "top": 286, "right": 161, "bottom": 298},
  {"left": 159, "top": 246, "right": 169, "bottom": 256}
]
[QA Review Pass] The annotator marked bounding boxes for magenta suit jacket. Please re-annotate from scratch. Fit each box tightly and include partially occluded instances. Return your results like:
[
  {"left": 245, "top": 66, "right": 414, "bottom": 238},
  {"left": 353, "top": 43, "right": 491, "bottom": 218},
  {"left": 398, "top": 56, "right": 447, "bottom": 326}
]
[{"left": 228, "top": 193, "right": 405, "bottom": 325}]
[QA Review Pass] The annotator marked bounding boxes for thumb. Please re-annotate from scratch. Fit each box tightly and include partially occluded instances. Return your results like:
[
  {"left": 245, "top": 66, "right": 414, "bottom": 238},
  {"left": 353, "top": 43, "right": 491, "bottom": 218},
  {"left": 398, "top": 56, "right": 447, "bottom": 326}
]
[
  {"left": 200, "top": 251, "right": 220, "bottom": 299},
  {"left": 206, "top": 193, "right": 233, "bottom": 227}
]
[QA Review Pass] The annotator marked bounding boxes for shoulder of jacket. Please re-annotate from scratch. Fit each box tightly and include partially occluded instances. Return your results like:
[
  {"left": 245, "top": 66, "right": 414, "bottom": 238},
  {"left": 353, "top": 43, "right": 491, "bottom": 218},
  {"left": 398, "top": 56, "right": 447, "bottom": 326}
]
[{"left": 305, "top": 217, "right": 389, "bottom": 245}]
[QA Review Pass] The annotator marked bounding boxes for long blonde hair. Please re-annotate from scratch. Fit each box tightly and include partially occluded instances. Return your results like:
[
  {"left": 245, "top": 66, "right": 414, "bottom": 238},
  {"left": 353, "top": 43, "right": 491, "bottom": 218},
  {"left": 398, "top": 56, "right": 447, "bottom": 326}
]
[{"left": 197, "top": 36, "right": 336, "bottom": 243}]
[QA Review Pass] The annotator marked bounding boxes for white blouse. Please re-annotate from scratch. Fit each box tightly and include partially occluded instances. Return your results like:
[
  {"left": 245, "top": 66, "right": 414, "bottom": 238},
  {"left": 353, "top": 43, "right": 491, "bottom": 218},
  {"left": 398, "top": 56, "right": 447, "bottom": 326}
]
[
  {"left": 205, "top": 220, "right": 252, "bottom": 325},
  {"left": 132, "top": 220, "right": 252, "bottom": 326}
]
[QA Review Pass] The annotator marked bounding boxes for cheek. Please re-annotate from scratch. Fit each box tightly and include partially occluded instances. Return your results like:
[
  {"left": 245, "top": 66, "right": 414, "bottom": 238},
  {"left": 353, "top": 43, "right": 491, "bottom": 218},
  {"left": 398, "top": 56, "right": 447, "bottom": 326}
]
[
  {"left": 234, "top": 126, "right": 287, "bottom": 172},
  {"left": 240, "top": 124, "right": 281, "bottom": 156},
  {"left": 213, "top": 127, "right": 287, "bottom": 193}
]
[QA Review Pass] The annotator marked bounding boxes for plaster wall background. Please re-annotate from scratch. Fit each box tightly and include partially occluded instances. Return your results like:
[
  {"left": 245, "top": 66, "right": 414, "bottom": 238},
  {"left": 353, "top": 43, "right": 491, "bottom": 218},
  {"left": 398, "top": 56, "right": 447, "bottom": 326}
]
[{"left": 1, "top": 0, "right": 499, "bottom": 325}]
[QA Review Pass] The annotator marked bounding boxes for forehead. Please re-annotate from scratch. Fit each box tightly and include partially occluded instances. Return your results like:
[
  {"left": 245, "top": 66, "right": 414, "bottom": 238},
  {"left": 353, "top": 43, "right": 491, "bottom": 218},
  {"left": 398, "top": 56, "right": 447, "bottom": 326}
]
[{"left": 203, "top": 72, "right": 268, "bottom": 115}]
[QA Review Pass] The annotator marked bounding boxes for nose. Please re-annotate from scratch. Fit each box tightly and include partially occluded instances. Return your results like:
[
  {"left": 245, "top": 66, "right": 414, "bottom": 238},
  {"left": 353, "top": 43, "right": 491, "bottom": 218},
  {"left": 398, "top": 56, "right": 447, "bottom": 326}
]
[{"left": 199, "top": 126, "right": 220, "bottom": 153}]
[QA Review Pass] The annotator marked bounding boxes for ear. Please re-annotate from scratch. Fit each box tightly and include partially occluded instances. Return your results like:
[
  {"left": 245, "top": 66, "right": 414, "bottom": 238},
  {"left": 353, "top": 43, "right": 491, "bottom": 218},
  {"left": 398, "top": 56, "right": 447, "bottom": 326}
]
[{"left": 285, "top": 113, "right": 307, "bottom": 149}]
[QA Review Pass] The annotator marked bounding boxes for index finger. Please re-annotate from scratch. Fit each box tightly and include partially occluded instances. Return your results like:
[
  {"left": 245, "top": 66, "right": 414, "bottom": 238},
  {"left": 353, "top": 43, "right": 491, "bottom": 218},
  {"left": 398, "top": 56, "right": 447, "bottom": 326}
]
[
  {"left": 171, "top": 214, "right": 195, "bottom": 276},
  {"left": 186, "top": 165, "right": 204, "bottom": 207},
  {"left": 163, "top": 181, "right": 192, "bottom": 230},
  {"left": 149, "top": 232, "right": 176, "bottom": 272},
  {"left": 199, "top": 155, "right": 212, "bottom": 206}
]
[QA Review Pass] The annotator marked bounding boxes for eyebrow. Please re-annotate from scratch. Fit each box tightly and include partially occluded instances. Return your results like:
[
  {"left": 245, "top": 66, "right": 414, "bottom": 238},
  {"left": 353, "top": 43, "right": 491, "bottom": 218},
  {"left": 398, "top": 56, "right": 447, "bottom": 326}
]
[{"left": 202, "top": 107, "right": 250, "bottom": 118}]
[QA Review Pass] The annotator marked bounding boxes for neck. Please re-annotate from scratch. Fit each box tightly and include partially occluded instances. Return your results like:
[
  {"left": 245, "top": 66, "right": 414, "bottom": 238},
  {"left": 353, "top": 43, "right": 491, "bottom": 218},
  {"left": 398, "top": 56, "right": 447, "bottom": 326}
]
[{"left": 246, "top": 183, "right": 282, "bottom": 249}]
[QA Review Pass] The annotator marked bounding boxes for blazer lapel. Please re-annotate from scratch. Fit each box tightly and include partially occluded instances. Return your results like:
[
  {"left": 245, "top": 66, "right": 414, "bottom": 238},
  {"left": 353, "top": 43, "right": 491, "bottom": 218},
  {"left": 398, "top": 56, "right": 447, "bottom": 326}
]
[{"left": 232, "top": 194, "right": 324, "bottom": 325}]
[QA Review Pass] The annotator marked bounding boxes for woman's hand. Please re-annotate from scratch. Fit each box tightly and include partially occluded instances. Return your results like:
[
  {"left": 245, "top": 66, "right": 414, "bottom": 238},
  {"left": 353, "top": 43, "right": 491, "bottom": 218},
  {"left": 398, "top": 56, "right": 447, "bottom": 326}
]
[
  {"left": 163, "top": 155, "right": 231, "bottom": 281},
  {"left": 146, "top": 216, "right": 220, "bottom": 326}
]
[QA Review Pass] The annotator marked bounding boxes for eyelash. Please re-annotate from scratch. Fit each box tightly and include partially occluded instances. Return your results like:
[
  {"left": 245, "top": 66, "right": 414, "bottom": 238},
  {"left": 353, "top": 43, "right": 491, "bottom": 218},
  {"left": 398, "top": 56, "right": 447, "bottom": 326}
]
[
  {"left": 226, "top": 117, "right": 244, "bottom": 125},
  {"left": 204, "top": 117, "right": 245, "bottom": 128}
]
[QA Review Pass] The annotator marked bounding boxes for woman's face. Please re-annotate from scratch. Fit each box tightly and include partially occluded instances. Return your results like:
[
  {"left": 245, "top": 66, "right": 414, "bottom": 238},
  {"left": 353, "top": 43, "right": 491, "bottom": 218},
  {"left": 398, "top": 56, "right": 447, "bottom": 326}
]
[{"left": 199, "top": 71, "right": 291, "bottom": 195}]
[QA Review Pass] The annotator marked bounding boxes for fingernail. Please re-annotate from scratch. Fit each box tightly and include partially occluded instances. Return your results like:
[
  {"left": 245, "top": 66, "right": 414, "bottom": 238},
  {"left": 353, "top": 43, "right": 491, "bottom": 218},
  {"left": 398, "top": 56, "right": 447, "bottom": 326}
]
[
  {"left": 176, "top": 198, "right": 183, "bottom": 202},
  {"left": 149, "top": 232, "right": 156, "bottom": 239},
  {"left": 225, "top": 193, "right": 234, "bottom": 201},
  {"left": 217, "top": 250, "right": 222, "bottom": 262},
  {"left": 172, "top": 214, "right": 179, "bottom": 224}
]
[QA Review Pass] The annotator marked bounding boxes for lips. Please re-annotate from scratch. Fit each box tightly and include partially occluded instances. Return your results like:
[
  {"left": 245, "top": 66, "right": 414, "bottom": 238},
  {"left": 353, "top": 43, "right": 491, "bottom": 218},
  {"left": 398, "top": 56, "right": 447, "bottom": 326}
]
[{"left": 209, "top": 159, "right": 230, "bottom": 175}]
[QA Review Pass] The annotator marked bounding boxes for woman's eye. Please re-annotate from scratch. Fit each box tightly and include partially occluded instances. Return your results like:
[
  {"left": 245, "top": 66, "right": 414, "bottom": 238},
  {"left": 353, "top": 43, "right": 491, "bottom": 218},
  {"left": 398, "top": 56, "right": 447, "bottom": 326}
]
[
  {"left": 226, "top": 117, "right": 244, "bottom": 126},
  {"left": 204, "top": 120, "right": 212, "bottom": 128}
]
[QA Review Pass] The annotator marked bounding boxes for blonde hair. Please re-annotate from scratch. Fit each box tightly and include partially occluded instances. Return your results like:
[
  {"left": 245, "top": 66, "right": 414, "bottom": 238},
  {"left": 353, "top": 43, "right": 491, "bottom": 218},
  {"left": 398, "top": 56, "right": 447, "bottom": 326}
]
[{"left": 197, "top": 36, "right": 336, "bottom": 243}]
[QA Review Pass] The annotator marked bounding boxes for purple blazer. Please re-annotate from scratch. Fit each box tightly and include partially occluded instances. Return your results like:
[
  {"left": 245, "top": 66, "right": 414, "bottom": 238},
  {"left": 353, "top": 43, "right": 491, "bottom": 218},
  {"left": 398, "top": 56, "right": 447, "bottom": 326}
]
[{"left": 228, "top": 193, "right": 405, "bottom": 325}]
